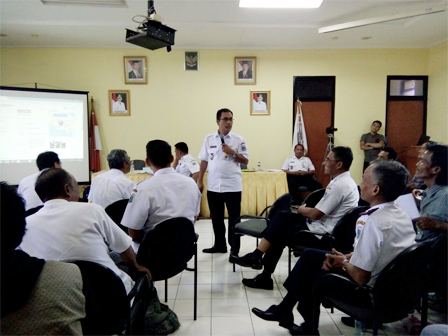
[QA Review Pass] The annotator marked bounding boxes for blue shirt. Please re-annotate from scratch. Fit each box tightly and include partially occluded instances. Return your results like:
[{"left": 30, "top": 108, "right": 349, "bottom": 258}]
[{"left": 417, "top": 184, "right": 448, "bottom": 242}]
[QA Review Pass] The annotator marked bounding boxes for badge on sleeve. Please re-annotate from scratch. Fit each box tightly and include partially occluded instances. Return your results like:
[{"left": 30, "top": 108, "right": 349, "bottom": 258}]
[{"left": 241, "top": 142, "right": 247, "bottom": 151}]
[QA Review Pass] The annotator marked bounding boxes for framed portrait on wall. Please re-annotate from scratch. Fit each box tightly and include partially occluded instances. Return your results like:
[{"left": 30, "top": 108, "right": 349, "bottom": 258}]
[
  {"left": 185, "top": 51, "right": 199, "bottom": 71},
  {"left": 250, "top": 91, "right": 270, "bottom": 115},
  {"left": 235, "top": 57, "right": 256, "bottom": 85},
  {"left": 124, "top": 56, "right": 147, "bottom": 84},
  {"left": 109, "top": 90, "right": 130, "bottom": 116}
]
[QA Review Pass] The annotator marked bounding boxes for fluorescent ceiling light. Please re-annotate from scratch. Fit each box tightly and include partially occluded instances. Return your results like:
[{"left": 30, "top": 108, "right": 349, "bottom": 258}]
[
  {"left": 41, "top": 0, "right": 126, "bottom": 5},
  {"left": 239, "top": 0, "right": 323, "bottom": 8}
]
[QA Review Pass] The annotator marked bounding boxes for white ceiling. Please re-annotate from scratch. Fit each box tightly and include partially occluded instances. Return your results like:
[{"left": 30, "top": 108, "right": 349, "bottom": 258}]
[{"left": 0, "top": 0, "right": 447, "bottom": 50}]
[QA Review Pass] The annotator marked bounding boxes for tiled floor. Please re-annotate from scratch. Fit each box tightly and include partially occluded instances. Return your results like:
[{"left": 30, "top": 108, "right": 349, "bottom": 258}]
[{"left": 153, "top": 219, "right": 447, "bottom": 336}]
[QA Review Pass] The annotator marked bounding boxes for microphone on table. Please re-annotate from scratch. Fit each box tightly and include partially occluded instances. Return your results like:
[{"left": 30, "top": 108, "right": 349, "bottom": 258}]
[{"left": 220, "top": 134, "right": 228, "bottom": 157}]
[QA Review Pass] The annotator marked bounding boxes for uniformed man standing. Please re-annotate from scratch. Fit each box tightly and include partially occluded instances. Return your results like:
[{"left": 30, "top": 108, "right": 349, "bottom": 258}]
[{"left": 197, "top": 108, "right": 249, "bottom": 260}]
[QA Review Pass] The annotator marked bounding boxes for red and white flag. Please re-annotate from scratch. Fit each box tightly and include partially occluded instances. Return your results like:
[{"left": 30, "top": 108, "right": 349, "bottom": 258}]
[
  {"left": 292, "top": 100, "right": 308, "bottom": 155},
  {"left": 89, "top": 97, "right": 102, "bottom": 172}
]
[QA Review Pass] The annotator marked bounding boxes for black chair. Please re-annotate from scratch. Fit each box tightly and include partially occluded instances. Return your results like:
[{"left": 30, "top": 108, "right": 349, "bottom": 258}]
[
  {"left": 315, "top": 242, "right": 431, "bottom": 336},
  {"left": 231, "top": 193, "right": 292, "bottom": 272},
  {"left": 71, "top": 260, "right": 150, "bottom": 336},
  {"left": 291, "top": 206, "right": 369, "bottom": 257},
  {"left": 137, "top": 217, "right": 198, "bottom": 320},
  {"left": 24, "top": 205, "right": 43, "bottom": 217},
  {"left": 105, "top": 199, "right": 129, "bottom": 233},
  {"left": 133, "top": 160, "right": 146, "bottom": 170},
  {"left": 301, "top": 188, "right": 325, "bottom": 208}
]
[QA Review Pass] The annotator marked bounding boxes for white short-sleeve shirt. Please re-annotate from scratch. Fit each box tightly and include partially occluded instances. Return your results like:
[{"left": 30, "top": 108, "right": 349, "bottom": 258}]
[
  {"left": 88, "top": 169, "right": 134, "bottom": 208},
  {"left": 19, "top": 199, "right": 134, "bottom": 293},
  {"left": 121, "top": 167, "right": 201, "bottom": 233},
  {"left": 307, "top": 171, "right": 359, "bottom": 235},
  {"left": 349, "top": 202, "right": 416, "bottom": 286},
  {"left": 281, "top": 156, "right": 315, "bottom": 172},
  {"left": 175, "top": 154, "right": 200, "bottom": 177},
  {"left": 198, "top": 131, "right": 249, "bottom": 193},
  {"left": 18, "top": 171, "right": 44, "bottom": 211}
]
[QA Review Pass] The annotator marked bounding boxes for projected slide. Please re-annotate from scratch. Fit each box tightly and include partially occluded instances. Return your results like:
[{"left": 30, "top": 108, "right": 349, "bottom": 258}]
[{"left": 0, "top": 87, "right": 90, "bottom": 185}]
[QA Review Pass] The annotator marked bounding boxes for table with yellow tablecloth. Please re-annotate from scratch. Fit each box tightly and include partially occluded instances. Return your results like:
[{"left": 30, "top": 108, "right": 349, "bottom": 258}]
[{"left": 90, "top": 170, "right": 288, "bottom": 217}]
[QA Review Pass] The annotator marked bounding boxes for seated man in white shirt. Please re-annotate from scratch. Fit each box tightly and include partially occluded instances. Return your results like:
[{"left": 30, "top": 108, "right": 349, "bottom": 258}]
[
  {"left": 88, "top": 149, "right": 134, "bottom": 208},
  {"left": 282, "top": 144, "right": 322, "bottom": 203},
  {"left": 18, "top": 151, "right": 61, "bottom": 211},
  {"left": 121, "top": 140, "right": 202, "bottom": 251},
  {"left": 173, "top": 142, "right": 200, "bottom": 182},
  {"left": 19, "top": 168, "right": 151, "bottom": 294}
]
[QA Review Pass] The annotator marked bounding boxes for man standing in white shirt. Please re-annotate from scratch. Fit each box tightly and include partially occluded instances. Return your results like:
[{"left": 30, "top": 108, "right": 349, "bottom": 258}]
[
  {"left": 282, "top": 144, "right": 322, "bottom": 203},
  {"left": 197, "top": 108, "right": 249, "bottom": 259},
  {"left": 18, "top": 151, "right": 61, "bottom": 211},
  {"left": 121, "top": 140, "right": 202, "bottom": 251},
  {"left": 88, "top": 149, "right": 134, "bottom": 208},
  {"left": 173, "top": 142, "right": 200, "bottom": 182}
]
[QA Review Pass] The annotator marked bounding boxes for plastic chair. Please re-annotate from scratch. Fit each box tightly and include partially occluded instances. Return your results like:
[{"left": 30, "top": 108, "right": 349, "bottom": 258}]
[
  {"left": 137, "top": 217, "right": 198, "bottom": 320},
  {"left": 24, "top": 205, "right": 43, "bottom": 217},
  {"left": 316, "top": 242, "right": 431, "bottom": 336},
  {"left": 133, "top": 160, "right": 146, "bottom": 170},
  {"left": 301, "top": 188, "right": 325, "bottom": 208},
  {"left": 71, "top": 260, "right": 150, "bottom": 335},
  {"left": 231, "top": 193, "right": 292, "bottom": 272},
  {"left": 105, "top": 199, "right": 129, "bottom": 233}
]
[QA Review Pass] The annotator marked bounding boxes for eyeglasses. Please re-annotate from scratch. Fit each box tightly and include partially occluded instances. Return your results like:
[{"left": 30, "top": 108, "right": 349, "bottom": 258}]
[{"left": 220, "top": 117, "right": 234, "bottom": 122}]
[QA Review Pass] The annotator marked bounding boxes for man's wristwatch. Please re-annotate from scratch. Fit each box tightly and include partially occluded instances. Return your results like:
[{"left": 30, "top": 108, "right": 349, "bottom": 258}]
[
  {"left": 342, "top": 258, "right": 349, "bottom": 272},
  {"left": 232, "top": 151, "right": 237, "bottom": 158}
]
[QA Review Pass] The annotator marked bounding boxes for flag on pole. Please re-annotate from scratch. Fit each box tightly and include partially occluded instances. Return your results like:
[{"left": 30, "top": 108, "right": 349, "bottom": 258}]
[
  {"left": 292, "top": 99, "right": 308, "bottom": 155},
  {"left": 89, "top": 97, "right": 102, "bottom": 172}
]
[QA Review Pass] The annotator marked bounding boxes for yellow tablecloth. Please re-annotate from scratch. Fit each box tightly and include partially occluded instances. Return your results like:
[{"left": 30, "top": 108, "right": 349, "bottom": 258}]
[{"left": 91, "top": 170, "right": 288, "bottom": 217}]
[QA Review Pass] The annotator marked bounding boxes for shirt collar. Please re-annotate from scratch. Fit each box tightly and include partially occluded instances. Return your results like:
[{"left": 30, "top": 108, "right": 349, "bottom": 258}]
[
  {"left": 215, "top": 131, "right": 233, "bottom": 139},
  {"left": 154, "top": 167, "right": 176, "bottom": 176},
  {"left": 332, "top": 170, "right": 350, "bottom": 182},
  {"left": 423, "top": 184, "right": 445, "bottom": 198}
]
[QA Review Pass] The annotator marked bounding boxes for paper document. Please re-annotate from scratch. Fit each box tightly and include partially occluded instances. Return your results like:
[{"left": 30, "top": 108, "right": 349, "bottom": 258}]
[{"left": 395, "top": 193, "right": 420, "bottom": 220}]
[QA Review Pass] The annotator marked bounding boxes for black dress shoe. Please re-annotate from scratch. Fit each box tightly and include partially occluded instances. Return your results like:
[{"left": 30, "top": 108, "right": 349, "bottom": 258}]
[
  {"left": 289, "top": 323, "right": 320, "bottom": 336},
  {"left": 233, "top": 252, "right": 262, "bottom": 270},
  {"left": 252, "top": 305, "right": 294, "bottom": 329},
  {"left": 242, "top": 274, "right": 273, "bottom": 290},
  {"left": 202, "top": 246, "right": 227, "bottom": 253},
  {"left": 228, "top": 253, "right": 239, "bottom": 263}
]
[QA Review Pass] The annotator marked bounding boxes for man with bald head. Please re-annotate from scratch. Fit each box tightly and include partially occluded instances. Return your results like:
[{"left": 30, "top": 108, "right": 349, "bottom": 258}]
[{"left": 19, "top": 168, "right": 151, "bottom": 294}]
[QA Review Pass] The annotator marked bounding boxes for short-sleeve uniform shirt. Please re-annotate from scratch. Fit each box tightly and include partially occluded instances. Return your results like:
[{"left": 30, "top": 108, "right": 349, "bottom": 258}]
[
  {"left": 176, "top": 154, "right": 200, "bottom": 177},
  {"left": 198, "top": 131, "right": 249, "bottom": 193},
  {"left": 307, "top": 171, "right": 359, "bottom": 235},
  {"left": 281, "top": 156, "right": 315, "bottom": 172},
  {"left": 18, "top": 171, "right": 44, "bottom": 211},
  {"left": 88, "top": 169, "right": 134, "bottom": 208}
]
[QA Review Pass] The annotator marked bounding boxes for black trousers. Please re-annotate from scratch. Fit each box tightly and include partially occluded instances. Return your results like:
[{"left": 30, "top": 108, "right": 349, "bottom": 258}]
[
  {"left": 207, "top": 191, "right": 242, "bottom": 254},
  {"left": 284, "top": 248, "right": 371, "bottom": 332},
  {"left": 286, "top": 175, "right": 322, "bottom": 201},
  {"left": 262, "top": 210, "right": 321, "bottom": 274}
]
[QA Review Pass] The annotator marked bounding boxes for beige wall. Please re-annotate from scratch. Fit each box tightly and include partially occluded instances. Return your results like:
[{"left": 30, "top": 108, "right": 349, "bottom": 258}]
[{"left": 1, "top": 46, "right": 445, "bottom": 183}]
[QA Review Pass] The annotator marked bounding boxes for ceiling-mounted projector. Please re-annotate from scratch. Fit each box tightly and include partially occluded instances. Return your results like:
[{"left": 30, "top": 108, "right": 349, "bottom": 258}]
[{"left": 125, "top": 0, "right": 176, "bottom": 51}]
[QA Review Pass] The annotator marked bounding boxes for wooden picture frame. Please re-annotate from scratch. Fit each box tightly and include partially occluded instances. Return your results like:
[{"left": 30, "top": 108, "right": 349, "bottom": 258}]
[
  {"left": 250, "top": 91, "right": 270, "bottom": 115},
  {"left": 109, "top": 90, "right": 130, "bottom": 116},
  {"left": 235, "top": 57, "right": 256, "bottom": 85},
  {"left": 185, "top": 51, "right": 199, "bottom": 71},
  {"left": 124, "top": 56, "right": 147, "bottom": 84}
]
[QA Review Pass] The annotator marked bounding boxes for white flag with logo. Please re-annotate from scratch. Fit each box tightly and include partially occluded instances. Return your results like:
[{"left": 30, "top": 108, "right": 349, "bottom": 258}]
[{"left": 292, "top": 100, "right": 308, "bottom": 155}]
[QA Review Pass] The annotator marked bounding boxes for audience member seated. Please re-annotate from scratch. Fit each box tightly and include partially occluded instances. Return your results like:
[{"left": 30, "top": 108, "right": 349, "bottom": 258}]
[
  {"left": 413, "top": 144, "right": 448, "bottom": 243},
  {"left": 19, "top": 168, "right": 151, "bottom": 294},
  {"left": 88, "top": 149, "right": 134, "bottom": 208},
  {"left": 406, "top": 142, "right": 435, "bottom": 192},
  {"left": 173, "top": 141, "right": 200, "bottom": 182},
  {"left": 1, "top": 182, "right": 85, "bottom": 335},
  {"left": 18, "top": 151, "right": 61, "bottom": 211},
  {"left": 250, "top": 160, "right": 415, "bottom": 335},
  {"left": 234, "top": 147, "right": 359, "bottom": 290},
  {"left": 121, "top": 140, "right": 202, "bottom": 251},
  {"left": 282, "top": 144, "right": 322, "bottom": 203},
  {"left": 377, "top": 146, "right": 397, "bottom": 161}
]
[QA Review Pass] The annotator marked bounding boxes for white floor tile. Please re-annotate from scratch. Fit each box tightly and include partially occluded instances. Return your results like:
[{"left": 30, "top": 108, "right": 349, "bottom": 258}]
[
  {"left": 212, "top": 283, "right": 248, "bottom": 299},
  {"left": 212, "top": 316, "right": 255, "bottom": 336},
  {"left": 180, "top": 271, "right": 212, "bottom": 285},
  {"left": 177, "top": 284, "right": 212, "bottom": 299},
  {"left": 252, "top": 318, "right": 293, "bottom": 336},
  {"left": 172, "top": 316, "right": 211, "bottom": 336},
  {"left": 174, "top": 298, "right": 212, "bottom": 317},
  {"left": 211, "top": 298, "right": 251, "bottom": 317},
  {"left": 212, "top": 271, "right": 243, "bottom": 284}
]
